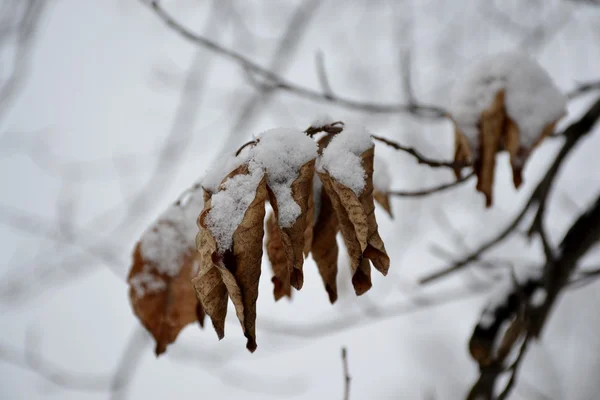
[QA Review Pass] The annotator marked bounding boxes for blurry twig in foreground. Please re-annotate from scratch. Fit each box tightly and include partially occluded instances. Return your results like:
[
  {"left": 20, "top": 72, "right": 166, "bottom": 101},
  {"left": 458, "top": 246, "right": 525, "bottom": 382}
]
[
  {"left": 109, "top": 326, "right": 150, "bottom": 400},
  {"left": 341, "top": 347, "right": 351, "bottom": 400},
  {"left": 0, "top": 0, "right": 47, "bottom": 123},
  {"left": 0, "top": 330, "right": 129, "bottom": 392}
]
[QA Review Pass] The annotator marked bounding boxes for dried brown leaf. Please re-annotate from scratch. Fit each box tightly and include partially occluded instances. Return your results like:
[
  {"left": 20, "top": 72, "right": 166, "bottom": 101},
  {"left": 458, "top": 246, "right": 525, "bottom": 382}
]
[
  {"left": 454, "top": 89, "right": 562, "bottom": 207},
  {"left": 226, "top": 174, "right": 268, "bottom": 352},
  {"left": 267, "top": 160, "right": 315, "bottom": 291},
  {"left": 303, "top": 178, "right": 315, "bottom": 256},
  {"left": 318, "top": 146, "right": 389, "bottom": 296},
  {"left": 476, "top": 90, "right": 506, "bottom": 207},
  {"left": 266, "top": 212, "right": 291, "bottom": 301},
  {"left": 311, "top": 188, "right": 339, "bottom": 303},
  {"left": 453, "top": 126, "right": 473, "bottom": 180},
  {"left": 128, "top": 243, "right": 201, "bottom": 356},
  {"left": 359, "top": 147, "right": 390, "bottom": 275},
  {"left": 373, "top": 189, "right": 393, "bottom": 218},
  {"left": 192, "top": 226, "right": 228, "bottom": 340}
]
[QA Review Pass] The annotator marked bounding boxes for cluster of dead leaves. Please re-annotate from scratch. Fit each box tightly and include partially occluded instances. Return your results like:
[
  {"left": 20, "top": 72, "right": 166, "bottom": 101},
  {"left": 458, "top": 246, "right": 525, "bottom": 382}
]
[
  {"left": 452, "top": 90, "right": 561, "bottom": 207},
  {"left": 127, "top": 123, "right": 392, "bottom": 354}
]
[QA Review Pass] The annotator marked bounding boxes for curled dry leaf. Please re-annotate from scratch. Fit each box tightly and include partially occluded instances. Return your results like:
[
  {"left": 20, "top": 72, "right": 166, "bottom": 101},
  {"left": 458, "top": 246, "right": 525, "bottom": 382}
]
[
  {"left": 267, "top": 159, "right": 315, "bottom": 291},
  {"left": 266, "top": 212, "right": 291, "bottom": 301},
  {"left": 127, "top": 191, "right": 206, "bottom": 356},
  {"left": 311, "top": 187, "right": 339, "bottom": 303},
  {"left": 319, "top": 146, "right": 390, "bottom": 296},
  {"left": 373, "top": 154, "right": 393, "bottom": 218},
  {"left": 454, "top": 91, "right": 561, "bottom": 207},
  {"left": 373, "top": 190, "right": 393, "bottom": 218},
  {"left": 192, "top": 224, "right": 228, "bottom": 340},
  {"left": 128, "top": 244, "right": 202, "bottom": 356},
  {"left": 194, "top": 164, "right": 268, "bottom": 352},
  {"left": 450, "top": 52, "right": 566, "bottom": 207}
]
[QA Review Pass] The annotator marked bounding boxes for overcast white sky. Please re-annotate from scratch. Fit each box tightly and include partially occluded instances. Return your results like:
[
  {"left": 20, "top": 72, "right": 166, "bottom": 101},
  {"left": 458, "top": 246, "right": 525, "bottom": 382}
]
[{"left": 1, "top": 1, "right": 600, "bottom": 399}]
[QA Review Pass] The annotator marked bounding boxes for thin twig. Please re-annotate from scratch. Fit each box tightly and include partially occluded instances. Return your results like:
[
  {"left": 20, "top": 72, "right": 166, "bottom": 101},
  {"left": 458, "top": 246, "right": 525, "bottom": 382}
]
[
  {"left": 371, "top": 134, "right": 468, "bottom": 169},
  {"left": 144, "top": 0, "right": 449, "bottom": 119},
  {"left": 341, "top": 347, "right": 351, "bottom": 400},
  {"left": 497, "top": 335, "right": 531, "bottom": 400},
  {"left": 315, "top": 50, "right": 333, "bottom": 99},
  {"left": 388, "top": 172, "right": 475, "bottom": 198},
  {"left": 235, "top": 139, "right": 258, "bottom": 156}
]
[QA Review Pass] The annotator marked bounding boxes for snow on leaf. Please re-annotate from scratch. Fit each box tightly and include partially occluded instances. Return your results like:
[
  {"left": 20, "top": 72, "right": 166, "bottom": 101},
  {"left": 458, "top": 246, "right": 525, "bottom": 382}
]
[
  {"left": 205, "top": 162, "right": 265, "bottom": 253},
  {"left": 450, "top": 52, "right": 566, "bottom": 207},
  {"left": 267, "top": 159, "right": 315, "bottom": 291},
  {"left": 310, "top": 114, "right": 335, "bottom": 128},
  {"left": 318, "top": 146, "right": 389, "bottom": 296},
  {"left": 127, "top": 190, "right": 205, "bottom": 356},
  {"left": 318, "top": 123, "right": 373, "bottom": 195},
  {"left": 195, "top": 165, "right": 268, "bottom": 352},
  {"left": 192, "top": 216, "right": 228, "bottom": 340}
]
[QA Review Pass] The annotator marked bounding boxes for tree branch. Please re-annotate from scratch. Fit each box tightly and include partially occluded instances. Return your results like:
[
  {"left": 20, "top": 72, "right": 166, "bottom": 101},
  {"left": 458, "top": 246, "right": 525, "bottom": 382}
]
[{"left": 144, "top": 0, "right": 448, "bottom": 118}]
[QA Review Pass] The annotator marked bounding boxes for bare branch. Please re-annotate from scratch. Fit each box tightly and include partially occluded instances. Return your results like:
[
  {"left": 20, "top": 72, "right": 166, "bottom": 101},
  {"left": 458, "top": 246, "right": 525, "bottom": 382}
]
[
  {"left": 315, "top": 50, "right": 334, "bottom": 99},
  {"left": 388, "top": 172, "right": 475, "bottom": 198},
  {"left": 371, "top": 135, "right": 468, "bottom": 169},
  {"left": 144, "top": 0, "right": 449, "bottom": 119}
]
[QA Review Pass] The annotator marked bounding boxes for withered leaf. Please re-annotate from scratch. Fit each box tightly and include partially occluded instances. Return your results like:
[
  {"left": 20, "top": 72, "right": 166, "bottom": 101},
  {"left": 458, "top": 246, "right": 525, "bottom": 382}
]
[
  {"left": 195, "top": 167, "right": 268, "bottom": 352},
  {"left": 454, "top": 89, "right": 562, "bottom": 207},
  {"left": 373, "top": 190, "right": 393, "bottom": 218},
  {"left": 475, "top": 90, "right": 505, "bottom": 207},
  {"left": 266, "top": 212, "right": 291, "bottom": 301},
  {"left": 267, "top": 159, "right": 315, "bottom": 291},
  {"left": 311, "top": 187, "right": 339, "bottom": 304},
  {"left": 128, "top": 243, "right": 201, "bottom": 356},
  {"left": 360, "top": 147, "right": 390, "bottom": 275},
  {"left": 303, "top": 177, "right": 316, "bottom": 256},
  {"left": 319, "top": 146, "right": 389, "bottom": 296},
  {"left": 227, "top": 174, "right": 268, "bottom": 352},
  {"left": 192, "top": 225, "right": 228, "bottom": 340}
]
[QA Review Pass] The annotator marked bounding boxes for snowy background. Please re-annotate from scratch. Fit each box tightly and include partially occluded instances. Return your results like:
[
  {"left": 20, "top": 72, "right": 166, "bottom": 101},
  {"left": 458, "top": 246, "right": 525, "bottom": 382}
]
[{"left": 1, "top": 0, "right": 600, "bottom": 399}]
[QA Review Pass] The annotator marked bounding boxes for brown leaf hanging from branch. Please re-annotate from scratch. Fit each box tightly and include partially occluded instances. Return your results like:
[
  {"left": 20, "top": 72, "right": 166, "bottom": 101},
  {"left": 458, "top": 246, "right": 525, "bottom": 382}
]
[
  {"left": 266, "top": 159, "right": 315, "bottom": 291},
  {"left": 310, "top": 187, "right": 340, "bottom": 303},
  {"left": 131, "top": 124, "right": 395, "bottom": 352},
  {"left": 318, "top": 126, "right": 390, "bottom": 296},
  {"left": 127, "top": 191, "right": 205, "bottom": 356},
  {"left": 195, "top": 163, "right": 268, "bottom": 352},
  {"left": 450, "top": 53, "right": 567, "bottom": 207},
  {"left": 266, "top": 212, "right": 291, "bottom": 301}
]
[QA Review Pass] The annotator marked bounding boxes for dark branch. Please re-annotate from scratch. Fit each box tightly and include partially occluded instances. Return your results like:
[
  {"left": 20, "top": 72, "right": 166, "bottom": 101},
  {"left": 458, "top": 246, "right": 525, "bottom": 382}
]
[{"left": 388, "top": 172, "right": 475, "bottom": 198}]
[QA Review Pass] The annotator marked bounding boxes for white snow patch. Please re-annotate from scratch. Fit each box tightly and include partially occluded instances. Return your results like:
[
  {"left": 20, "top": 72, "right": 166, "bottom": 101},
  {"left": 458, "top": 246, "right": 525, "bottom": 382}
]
[
  {"left": 130, "top": 266, "right": 167, "bottom": 298},
  {"left": 319, "top": 123, "right": 373, "bottom": 195},
  {"left": 206, "top": 127, "right": 318, "bottom": 252},
  {"left": 450, "top": 52, "right": 566, "bottom": 155},
  {"left": 310, "top": 114, "right": 335, "bottom": 128},
  {"left": 139, "top": 189, "right": 204, "bottom": 277},
  {"left": 373, "top": 155, "right": 392, "bottom": 192},
  {"left": 479, "top": 311, "right": 495, "bottom": 329},
  {"left": 202, "top": 148, "right": 252, "bottom": 194},
  {"left": 206, "top": 160, "right": 264, "bottom": 253},
  {"left": 530, "top": 288, "right": 547, "bottom": 307},
  {"left": 252, "top": 128, "right": 317, "bottom": 227}
]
